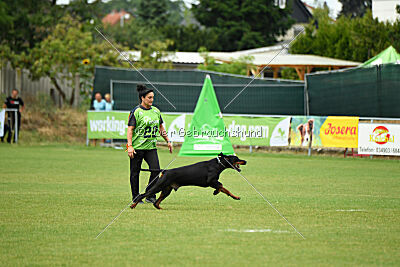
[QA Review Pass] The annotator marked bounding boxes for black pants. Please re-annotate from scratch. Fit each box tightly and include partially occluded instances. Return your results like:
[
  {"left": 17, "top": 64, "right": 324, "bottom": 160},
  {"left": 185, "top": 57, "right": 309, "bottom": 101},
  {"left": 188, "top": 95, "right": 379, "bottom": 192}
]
[
  {"left": 129, "top": 149, "right": 160, "bottom": 201},
  {"left": 1, "top": 114, "right": 20, "bottom": 143}
]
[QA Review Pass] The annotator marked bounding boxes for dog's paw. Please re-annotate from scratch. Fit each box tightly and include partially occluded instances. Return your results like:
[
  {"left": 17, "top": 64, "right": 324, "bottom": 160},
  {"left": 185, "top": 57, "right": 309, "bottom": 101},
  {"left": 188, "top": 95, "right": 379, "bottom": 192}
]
[
  {"left": 213, "top": 189, "right": 220, "bottom": 195},
  {"left": 153, "top": 203, "right": 162, "bottom": 210},
  {"left": 233, "top": 196, "right": 240, "bottom": 200}
]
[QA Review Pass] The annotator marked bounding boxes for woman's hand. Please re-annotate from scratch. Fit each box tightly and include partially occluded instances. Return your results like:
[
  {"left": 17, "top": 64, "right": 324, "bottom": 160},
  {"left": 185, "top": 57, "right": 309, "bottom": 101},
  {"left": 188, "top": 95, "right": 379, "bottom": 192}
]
[
  {"left": 128, "top": 146, "right": 136, "bottom": 158},
  {"left": 167, "top": 142, "right": 173, "bottom": 154}
]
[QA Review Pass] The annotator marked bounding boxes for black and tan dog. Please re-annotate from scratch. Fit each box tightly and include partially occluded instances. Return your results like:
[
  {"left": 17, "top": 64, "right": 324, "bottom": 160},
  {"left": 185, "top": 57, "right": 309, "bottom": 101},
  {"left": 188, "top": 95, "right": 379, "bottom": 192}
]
[{"left": 130, "top": 153, "right": 247, "bottom": 210}]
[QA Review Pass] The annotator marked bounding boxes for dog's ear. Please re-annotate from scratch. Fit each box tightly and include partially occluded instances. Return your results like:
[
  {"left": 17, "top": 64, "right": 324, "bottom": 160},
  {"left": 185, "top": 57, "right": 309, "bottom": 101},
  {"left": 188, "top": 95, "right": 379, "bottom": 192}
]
[{"left": 218, "top": 152, "right": 224, "bottom": 157}]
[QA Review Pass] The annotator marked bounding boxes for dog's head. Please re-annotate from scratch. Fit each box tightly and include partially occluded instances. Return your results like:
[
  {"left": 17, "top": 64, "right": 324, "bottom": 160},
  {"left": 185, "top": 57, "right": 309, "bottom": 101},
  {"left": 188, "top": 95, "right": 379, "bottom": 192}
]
[{"left": 218, "top": 152, "right": 247, "bottom": 172}]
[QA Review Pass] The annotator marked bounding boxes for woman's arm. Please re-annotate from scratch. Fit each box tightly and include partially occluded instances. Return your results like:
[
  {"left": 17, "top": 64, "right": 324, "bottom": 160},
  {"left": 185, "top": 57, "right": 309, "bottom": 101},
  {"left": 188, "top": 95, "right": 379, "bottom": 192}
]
[
  {"left": 127, "top": 126, "right": 136, "bottom": 158},
  {"left": 159, "top": 124, "right": 172, "bottom": 153}
]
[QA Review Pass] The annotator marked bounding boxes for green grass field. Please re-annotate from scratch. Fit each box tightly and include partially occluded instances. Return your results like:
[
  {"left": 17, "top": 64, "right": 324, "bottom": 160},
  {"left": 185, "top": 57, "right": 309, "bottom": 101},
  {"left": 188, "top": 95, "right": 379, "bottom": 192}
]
[{"left": 1, "top": 144, "right": 399, "bottom": 266}]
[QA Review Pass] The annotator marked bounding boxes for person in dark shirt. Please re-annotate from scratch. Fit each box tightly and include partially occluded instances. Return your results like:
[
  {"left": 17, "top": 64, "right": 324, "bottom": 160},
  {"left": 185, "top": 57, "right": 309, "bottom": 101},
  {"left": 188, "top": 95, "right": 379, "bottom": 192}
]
[{"left": 2, "top": 89, "right": 24, "bottom": 143}]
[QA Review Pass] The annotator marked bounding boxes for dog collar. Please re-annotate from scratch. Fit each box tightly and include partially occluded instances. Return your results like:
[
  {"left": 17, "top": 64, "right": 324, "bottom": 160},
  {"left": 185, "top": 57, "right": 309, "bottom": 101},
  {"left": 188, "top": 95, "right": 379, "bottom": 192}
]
[{"left": 216, "top": 157, "right": 227, "bottom": 168}]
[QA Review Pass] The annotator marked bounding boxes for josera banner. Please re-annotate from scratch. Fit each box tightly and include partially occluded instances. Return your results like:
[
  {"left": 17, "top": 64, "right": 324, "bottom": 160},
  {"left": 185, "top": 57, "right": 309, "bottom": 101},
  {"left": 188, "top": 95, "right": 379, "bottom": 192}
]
[{"left": 289, "top": 116, "right": 359, "bottom": 148}]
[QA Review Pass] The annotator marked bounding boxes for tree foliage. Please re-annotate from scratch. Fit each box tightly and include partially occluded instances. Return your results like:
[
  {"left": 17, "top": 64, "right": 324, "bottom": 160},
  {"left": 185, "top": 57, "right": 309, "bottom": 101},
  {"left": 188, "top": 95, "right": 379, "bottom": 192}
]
[
  {"left": 103, "top": 19, "right": 163, "bottom": 49},
  {"left": 192, "top": 0, "right": 293, "bottom": 51},
  {"left": 29, "top": 15, "right": 127, "bottom": 105},
  {"left": 291, "top": 8, "right": 400, "bottom": 63},
  {"left": 99, "top": 0, "right": 140, "bottom": 14},
  {"left": 338, "top": 0, "right": 371, "bottom": 18},
  {"left": 134, "top": 40, "right": 174, "bottom": 69},
  {"left": 162, "top": 24, "right": 219, "bottom": 52},
  {"left": 137, "top": 0, "right": 169, "bottom": 28},
  {"left": 0, "top": 0, "right": 63, "bottom": 56}
]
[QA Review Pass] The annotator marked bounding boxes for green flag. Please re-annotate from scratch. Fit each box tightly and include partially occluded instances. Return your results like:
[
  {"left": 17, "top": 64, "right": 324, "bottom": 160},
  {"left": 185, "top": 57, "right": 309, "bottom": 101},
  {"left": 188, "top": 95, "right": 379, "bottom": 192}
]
[{"left": 179, "top": 75, "right": 235, "bottom": 157}]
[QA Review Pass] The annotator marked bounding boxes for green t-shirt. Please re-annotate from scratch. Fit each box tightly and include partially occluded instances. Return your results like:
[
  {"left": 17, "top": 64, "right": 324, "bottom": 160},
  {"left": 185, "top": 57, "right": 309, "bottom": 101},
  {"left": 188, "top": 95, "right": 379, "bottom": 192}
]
[{"left": 128, "top": 105, "right": 163, "bottom": 150}]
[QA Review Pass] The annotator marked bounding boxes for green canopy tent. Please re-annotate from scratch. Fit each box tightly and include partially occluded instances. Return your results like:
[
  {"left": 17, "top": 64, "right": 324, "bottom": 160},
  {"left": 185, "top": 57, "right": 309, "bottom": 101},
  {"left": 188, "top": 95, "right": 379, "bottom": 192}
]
[{"left": 360, "top": 46, "right": 400, "bottom": 67}]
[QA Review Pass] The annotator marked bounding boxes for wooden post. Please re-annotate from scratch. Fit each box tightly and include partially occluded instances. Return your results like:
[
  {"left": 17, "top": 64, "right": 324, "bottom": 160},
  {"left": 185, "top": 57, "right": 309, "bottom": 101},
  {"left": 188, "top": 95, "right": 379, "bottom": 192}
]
[
  {"left": 15, "top": 68, "right": 22, "bottom": 92},
  {"left": 73, "top": 73, "right": 80, "bottom": 108},
  {"left": 294, "top": 67, "right": 306, "bottom": 80},
  {"left": 250, "top": 67, "right": 260, "bottom": 77},
  {"left": 272, "top": 67, "right": 279, "bottom": 79}
]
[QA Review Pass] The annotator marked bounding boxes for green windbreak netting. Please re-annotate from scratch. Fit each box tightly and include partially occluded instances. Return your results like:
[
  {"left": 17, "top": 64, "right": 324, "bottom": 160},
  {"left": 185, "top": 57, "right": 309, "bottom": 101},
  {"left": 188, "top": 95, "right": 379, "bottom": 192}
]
[
  {"left": 306, "top": 64, "right": 400, "bottom": 118},
  {"left": 93, "top": 66, "right": 305, "bottom": 115},
  {"left": 379, "top": 64, "right": 400, "bottom": 117}
]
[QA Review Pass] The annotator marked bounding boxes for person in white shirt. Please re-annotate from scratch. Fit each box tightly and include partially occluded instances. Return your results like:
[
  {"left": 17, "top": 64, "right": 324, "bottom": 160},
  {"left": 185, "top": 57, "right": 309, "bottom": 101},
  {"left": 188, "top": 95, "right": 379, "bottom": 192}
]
[
  {"left": 93, "top": 92, "right": 106, "bottom": 111},
  {"left": 104, "top": 93, "right": 114, "bottom": 111}
]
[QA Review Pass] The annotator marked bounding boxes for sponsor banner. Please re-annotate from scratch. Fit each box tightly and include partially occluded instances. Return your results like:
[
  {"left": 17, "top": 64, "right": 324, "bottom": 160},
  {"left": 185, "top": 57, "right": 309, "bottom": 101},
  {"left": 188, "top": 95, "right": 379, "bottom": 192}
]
[
  {"left": 87, "top": 111, "right": 291, "bottom": 146},
  {"left": 172, "top": 115, "right": 291, "bottom": 146},
  {"left": 220, "top": 116, "right": 290, "bottom": 146},
  {"left": 358, "top": 123, "right": 400, "bottom": 156},
  {"left": 87, "top": 112, "right": 358, "bottom": 148},
  {"left": 87, "top": 111, "right": 129, "bottom": 139},
  {"left": 319, "top": 116, "right": 358, "bottom": 148},
  {"left": 290, "top": 116, "right": 358, "bottom": 148},
  {"left": 0, "top": 109, "right": 5, "bottom": 137},
  {"left": 87, "top": 111, "right": 181, "bottom": 139}
]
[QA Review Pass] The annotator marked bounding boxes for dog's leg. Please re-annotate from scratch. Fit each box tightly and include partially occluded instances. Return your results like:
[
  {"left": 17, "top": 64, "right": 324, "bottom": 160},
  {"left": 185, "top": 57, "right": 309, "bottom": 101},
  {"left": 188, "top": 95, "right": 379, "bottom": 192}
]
[
  {"left": 130, "top": 187, "right": 161, "bottom": 209},
  {"left": 153, "top": 186, "right": 173, "bottom": 210},
  {"left": 219, "top": 186, "right": 240, "bottom": 200},
  {"left": 130, "top": 193, "right": 146, "bottom": 209},
  {"left": 130, "top": 176, "right": 167, "bottom": 209}
]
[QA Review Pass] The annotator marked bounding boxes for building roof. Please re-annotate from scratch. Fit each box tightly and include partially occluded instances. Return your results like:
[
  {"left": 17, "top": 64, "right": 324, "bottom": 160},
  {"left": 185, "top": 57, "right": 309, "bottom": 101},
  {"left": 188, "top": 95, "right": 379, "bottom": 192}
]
[
  {"left": 302, "top": 1, "right": 315, "bottom": 14},
  {"left": 124, "top": 48, "right": 360, "bottom": 67},
  {"left": 289, "top": 0, "right": 313, "bottom": 23},
  {"left": 214, "top": 53, "right": 360, "bottom": 68},
  {"left": 102, "top": 10, "right": 131, "bottom": 26},
  {"left": 124, "top": 51, "right": 228, "bottom": 64}
]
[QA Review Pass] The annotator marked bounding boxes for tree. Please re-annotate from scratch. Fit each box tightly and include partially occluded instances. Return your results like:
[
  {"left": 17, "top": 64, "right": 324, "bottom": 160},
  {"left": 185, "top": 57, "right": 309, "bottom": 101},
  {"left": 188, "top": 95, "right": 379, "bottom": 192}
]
[
  {"left": 64, "top": 0, "right": 104, "bottom": 25},
  {"left": 165, "top": 0, "right": 185, "bottom": 25},
  {"left": 291, "top": 9, "right": 400, "bottom": 63},
  {"left": 338, "top": 0, "right": 371, "bottom": 18},
  {"left": 29, "top": 15, "right": 127, "bottom": 106},
  {"left": 192, "top": 0, "right": 293, "bottom": 51},
  {"left": 104, "top": 18, "right": 164, "bottom": 49},
  {"left": 0, "top": 0, "right": 63, "bottom": 57},
  {"left": 99, "top": 0, "right": 141, "bottom": 14},
  {"left": 134, "top": 40, "right": 174, "bottom": 69},
  {"left": 162, "top": 24, "right": 219, "bottom": 52},
  {"left": 137, "top": 0, "right": 169, "bottom": 28}
]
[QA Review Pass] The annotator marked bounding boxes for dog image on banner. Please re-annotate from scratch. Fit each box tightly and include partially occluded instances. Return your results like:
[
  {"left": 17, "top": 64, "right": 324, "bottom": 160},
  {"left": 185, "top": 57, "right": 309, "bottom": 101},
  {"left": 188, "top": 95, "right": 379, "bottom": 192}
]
[{"left": 289, "top": 116, "right": 324, "bottom": 147}]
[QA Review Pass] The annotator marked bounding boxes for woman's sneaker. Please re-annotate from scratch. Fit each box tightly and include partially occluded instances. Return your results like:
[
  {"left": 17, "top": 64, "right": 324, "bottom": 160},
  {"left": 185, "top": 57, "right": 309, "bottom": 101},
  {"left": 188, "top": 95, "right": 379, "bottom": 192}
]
[{"left": 145, "top": 197, "right": 156, "bottom": 204}]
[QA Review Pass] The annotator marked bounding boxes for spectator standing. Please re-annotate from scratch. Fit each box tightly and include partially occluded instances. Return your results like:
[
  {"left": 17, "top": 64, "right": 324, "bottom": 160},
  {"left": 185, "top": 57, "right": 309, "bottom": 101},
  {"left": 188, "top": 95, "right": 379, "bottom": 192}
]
[
  {"left": 93, "top": 92, "right": 106, "bottom": 111},
  {"left": 104, "top": 93, "right": 114, "bottom": 111},
  {"left": 92, "top": 92, "right": 106, "bottom": 146},
  {"left": 2, "top": 89, "right": 24, "bottom": 143}
]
